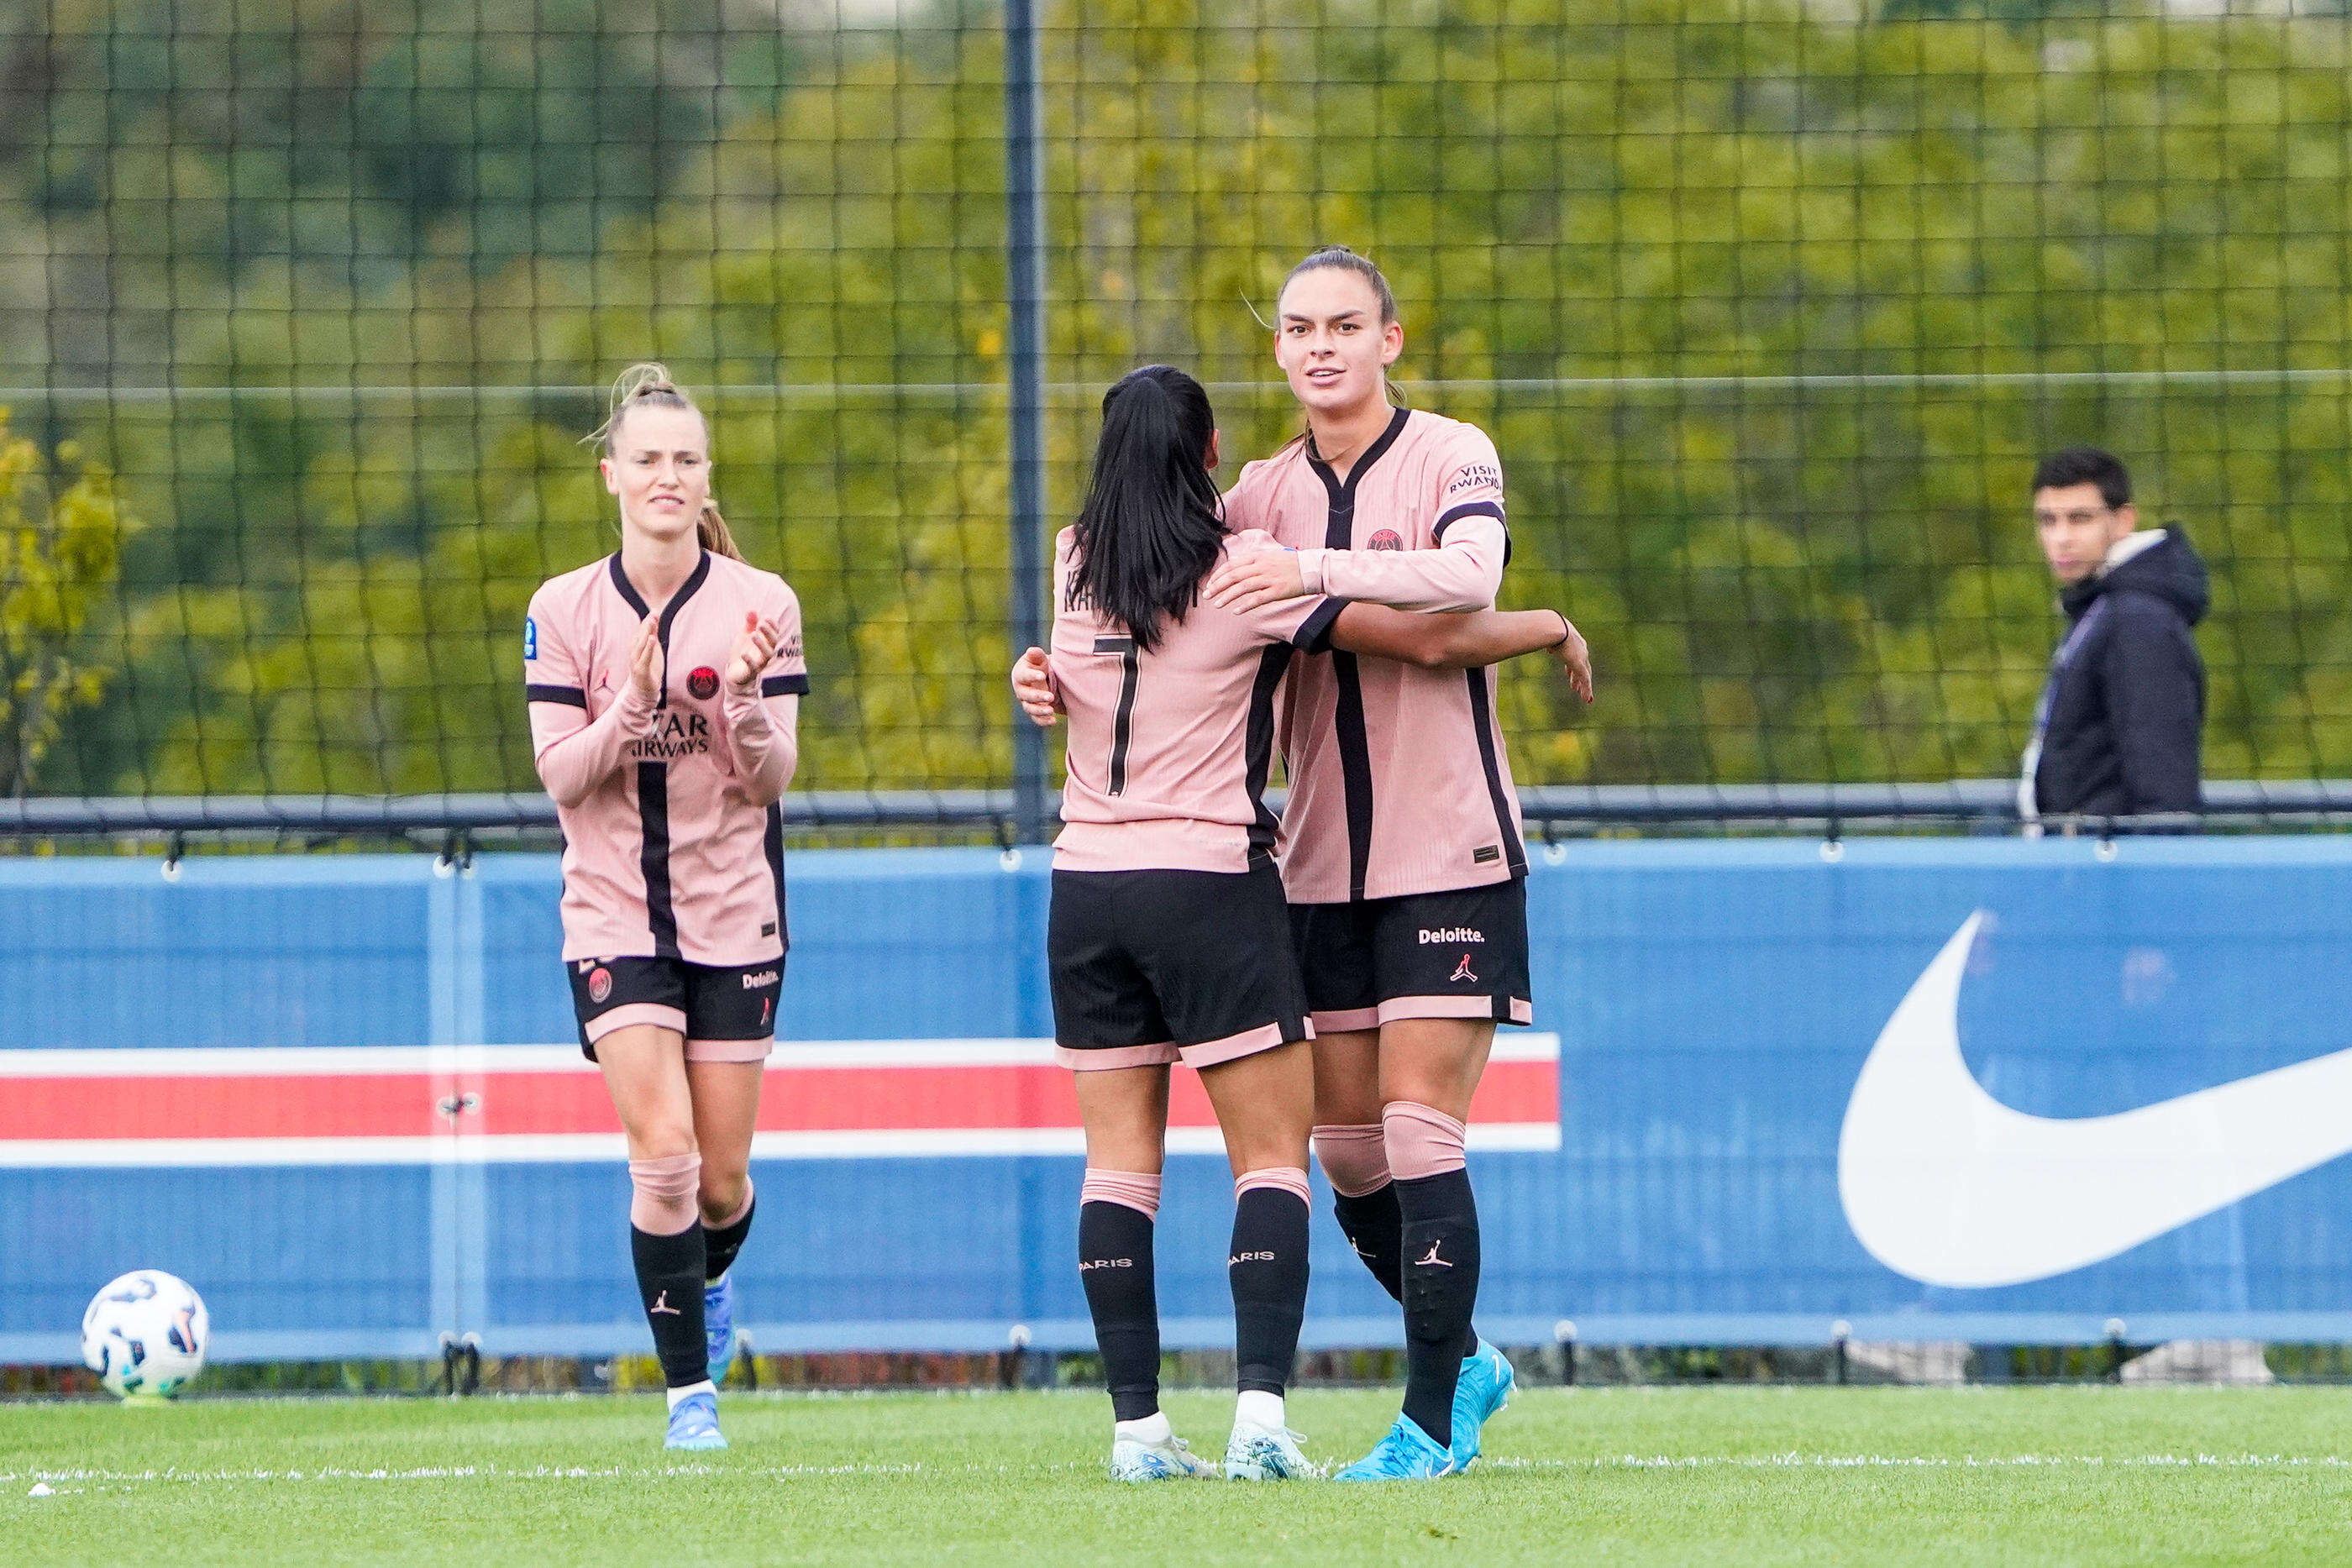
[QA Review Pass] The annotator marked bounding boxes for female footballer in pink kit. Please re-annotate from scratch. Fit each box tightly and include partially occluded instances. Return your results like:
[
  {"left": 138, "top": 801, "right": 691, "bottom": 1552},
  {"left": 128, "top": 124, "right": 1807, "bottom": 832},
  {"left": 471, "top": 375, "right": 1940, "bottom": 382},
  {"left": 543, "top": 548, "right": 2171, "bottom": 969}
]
[
  {"left": 523, "top": 365, "right": 806, "bottom": 1450},
  {"left": 1205, "top": 247, "right": 1593, "bottom": 1480},
  {"left": 1009, "top": 364, "right": 1582, "bottom": 1482}
]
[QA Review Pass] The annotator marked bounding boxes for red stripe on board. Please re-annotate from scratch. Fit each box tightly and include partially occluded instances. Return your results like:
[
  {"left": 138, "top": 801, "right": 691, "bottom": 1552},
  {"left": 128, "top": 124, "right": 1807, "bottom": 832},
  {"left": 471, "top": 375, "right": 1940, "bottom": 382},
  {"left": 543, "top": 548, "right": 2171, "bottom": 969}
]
[
  {"left": 3, "top": 1075, "right": 441, "bottom": 1142},
  {"left": 1, "top": 1058, "right": 1556, "bottom": 1143}
]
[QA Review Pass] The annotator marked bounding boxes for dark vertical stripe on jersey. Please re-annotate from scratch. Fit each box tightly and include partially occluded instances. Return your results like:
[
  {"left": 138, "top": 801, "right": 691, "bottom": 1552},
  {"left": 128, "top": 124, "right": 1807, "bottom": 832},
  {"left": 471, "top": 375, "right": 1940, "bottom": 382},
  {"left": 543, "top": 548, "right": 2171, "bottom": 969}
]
[
  {"left": 652, "top": 552, "right": 712, "bottom": 709},
  {"left": 1243, "top": 643, "right": 1294, "bottom": 863},
  {"left": 1464, "top": 666, "right": 1528, "bottom": 877},
  {"left": 1305, "top": 407, "right": 1410, "bottom": 903},
  {"left": 637, "top": 761, "right": 680, "bottom": 958},
  {"left": 764, "top": 802, "right": 790, "bottom": 955},
  {"left": 1107, "top": 644, "right": 1140, "bottom": 796},
  {"left": 609, "top": 550, "right": 712, "bottom": 710},
  {"left": 1332, "top": 652, "right": 1376, "bottom": 899}
]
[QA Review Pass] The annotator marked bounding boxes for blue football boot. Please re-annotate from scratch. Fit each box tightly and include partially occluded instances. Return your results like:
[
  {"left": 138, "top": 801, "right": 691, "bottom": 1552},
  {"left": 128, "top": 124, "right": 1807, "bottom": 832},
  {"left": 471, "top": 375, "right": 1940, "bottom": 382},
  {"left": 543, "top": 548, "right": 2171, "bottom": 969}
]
[
  {"left": 1448, "top": 1339, "right": 1516, "bottom": 1467},
  {"left": 1332, "top": 1413, "right": 1457, "bottom": 1481},
  {"left": 664, "top": 1389, "right": 727, "bottom": 1451},
  {"left": 704, "top": 1273, "right": 738, "bottom": 1384}
]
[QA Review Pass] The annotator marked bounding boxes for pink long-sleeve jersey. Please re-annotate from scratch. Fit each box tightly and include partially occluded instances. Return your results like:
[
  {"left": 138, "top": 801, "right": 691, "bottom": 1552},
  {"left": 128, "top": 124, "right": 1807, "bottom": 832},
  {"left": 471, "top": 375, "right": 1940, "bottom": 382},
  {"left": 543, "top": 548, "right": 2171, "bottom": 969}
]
[
  {"left": 1050, "top": 527, "right": 1341, "bottom": 874},
  {"left": 1224, "top": 406, "right": 1525, "bottom": 904},
  {"left": 524, "top": 549, "right": 808, "bottom": 964}
]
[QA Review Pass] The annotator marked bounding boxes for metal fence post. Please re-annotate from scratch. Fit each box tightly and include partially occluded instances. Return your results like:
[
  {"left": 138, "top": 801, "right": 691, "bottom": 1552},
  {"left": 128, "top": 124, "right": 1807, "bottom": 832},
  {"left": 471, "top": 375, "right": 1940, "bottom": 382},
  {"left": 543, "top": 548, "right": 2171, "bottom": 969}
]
[
  {"left": 427, "top": 859, "right": 488, "bottom": 1353},
  {"left": 1004, "top": 0, "right": 1050, "bottom": 845}
]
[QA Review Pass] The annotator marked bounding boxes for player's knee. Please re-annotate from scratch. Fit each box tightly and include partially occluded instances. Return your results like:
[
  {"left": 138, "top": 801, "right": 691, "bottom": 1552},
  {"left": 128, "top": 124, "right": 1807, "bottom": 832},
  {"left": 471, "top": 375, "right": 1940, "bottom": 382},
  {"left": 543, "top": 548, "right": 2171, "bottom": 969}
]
[
  {"left": 697, "top": 1167, "right": 750, "bottom": 1226},
  {"left": 1313, "top": 1123, "right": 1391, "bottom": 1197},
  {"left": 627, "top": 1151, "right": 702, "bottom": 1235},
  {"left": 1381, "top": 1101, "right": 1467, "bottom": 1181}
]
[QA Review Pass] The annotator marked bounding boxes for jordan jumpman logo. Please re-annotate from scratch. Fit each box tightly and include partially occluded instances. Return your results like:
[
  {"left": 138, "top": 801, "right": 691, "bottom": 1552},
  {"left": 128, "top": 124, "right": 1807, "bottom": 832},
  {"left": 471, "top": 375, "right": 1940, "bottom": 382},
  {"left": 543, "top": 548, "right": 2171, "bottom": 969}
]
[
  {"left": 1449, "top": 953, "right": 1476, "bottom": 983},
  {"left": 648, "top": 1290, "right": 680, "bottom": 1315},
  {"left": 1415, "top": 1240, "right": 1452, "bottom": 1268}
]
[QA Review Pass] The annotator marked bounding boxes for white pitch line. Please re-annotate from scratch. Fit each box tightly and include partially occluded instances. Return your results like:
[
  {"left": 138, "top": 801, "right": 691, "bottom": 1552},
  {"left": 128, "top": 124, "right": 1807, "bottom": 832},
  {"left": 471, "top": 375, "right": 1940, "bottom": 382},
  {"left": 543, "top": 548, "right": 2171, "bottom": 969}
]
[{"left": 9, "top": 1453, "right": 2349, "bottom": 1485}]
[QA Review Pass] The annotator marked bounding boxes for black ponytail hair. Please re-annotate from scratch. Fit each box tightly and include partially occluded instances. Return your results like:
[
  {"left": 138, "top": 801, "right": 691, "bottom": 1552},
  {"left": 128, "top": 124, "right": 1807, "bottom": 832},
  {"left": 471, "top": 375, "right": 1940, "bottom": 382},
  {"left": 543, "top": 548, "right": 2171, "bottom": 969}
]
[{"left": 1065, "top": 364, "right": 1226, "bottom": 652}]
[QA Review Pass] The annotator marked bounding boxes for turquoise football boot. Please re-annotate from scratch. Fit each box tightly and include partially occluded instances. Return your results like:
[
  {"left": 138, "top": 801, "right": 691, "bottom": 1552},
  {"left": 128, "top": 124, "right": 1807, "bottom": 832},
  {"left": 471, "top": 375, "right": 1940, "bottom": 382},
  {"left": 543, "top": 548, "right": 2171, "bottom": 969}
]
[
  {"left": 1332, "top": 1413, "right": 1457, "bottom": 1481},
  {"left": 703, "top": 1273, "right": 738, "bottom": 1384},
  {"left": 664, "top": 1389, "right": 727, "bottom": 1451},
  {"left": 1448, "top": 1339, "right": 1516, "bottom": 1467}
]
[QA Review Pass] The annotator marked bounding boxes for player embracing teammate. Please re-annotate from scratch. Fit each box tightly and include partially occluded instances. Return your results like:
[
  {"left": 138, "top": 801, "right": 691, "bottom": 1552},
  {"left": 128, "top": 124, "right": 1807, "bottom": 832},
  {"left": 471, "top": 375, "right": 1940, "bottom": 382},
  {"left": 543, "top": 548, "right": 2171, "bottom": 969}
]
[
  {"left": 1204, "top": 246, "right": 1566, "bottom": 1480},
  {"left": 524, "top": 365, "right": 807, "bottom": 1450},
  {"left": 1014, "top": 338, "right": 1585, "bottom": 1481}
]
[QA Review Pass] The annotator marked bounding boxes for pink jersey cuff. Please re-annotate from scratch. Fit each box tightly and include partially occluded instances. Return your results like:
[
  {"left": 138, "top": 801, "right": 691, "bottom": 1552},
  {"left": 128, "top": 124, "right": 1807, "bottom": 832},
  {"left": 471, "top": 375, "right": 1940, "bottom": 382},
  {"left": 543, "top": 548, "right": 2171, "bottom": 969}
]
[{"left": 1296, "top": 548, "right": 1326, "bottom": 595}]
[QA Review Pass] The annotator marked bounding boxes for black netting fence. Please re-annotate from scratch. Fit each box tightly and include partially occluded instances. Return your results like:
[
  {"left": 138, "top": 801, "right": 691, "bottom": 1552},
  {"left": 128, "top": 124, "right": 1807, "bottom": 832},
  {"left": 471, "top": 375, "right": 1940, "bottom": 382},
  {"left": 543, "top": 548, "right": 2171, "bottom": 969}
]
[{"left": 3, "top": 2, "right": 2350, "bottom": 817}]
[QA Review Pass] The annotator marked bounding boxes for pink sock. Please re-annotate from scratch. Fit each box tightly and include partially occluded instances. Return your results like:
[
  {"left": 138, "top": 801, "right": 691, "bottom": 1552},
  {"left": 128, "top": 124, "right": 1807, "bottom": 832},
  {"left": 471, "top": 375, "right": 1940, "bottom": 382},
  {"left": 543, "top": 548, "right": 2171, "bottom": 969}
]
[
  {"left": 1381, "top": 1102, "right": 1467, "bottom": 1182},
  {"left": 1235, "top": 1167, "right": 1312, "bottom": 1205},
  {"left": 1080, "top": 1168, "right": 1163, "bottom": 1220},
  {"left": 628, "top": 1152, "right": 701, "bottom": 1235},
  {"left": 1312, "top": 1123, "right": 1391, "bottom": 1198}
]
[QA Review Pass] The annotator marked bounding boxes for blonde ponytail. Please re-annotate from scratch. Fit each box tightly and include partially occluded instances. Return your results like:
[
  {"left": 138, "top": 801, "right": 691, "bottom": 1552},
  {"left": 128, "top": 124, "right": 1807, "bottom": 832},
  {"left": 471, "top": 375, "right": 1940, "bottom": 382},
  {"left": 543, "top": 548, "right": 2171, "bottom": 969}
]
[
  {"left": 587, "top": 362, "right": 743, "bottom": 559},
  {"left": 697, "top": 500, "right": 743, "bottom": 562}
]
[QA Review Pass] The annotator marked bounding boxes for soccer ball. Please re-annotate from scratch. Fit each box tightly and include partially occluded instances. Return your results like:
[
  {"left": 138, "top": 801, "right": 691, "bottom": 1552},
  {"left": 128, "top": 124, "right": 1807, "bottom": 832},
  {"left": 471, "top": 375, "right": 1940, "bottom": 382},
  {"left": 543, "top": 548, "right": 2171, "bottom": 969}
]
[{"left": 81, "top": 1270, "right": 208, "bottom": 1400}]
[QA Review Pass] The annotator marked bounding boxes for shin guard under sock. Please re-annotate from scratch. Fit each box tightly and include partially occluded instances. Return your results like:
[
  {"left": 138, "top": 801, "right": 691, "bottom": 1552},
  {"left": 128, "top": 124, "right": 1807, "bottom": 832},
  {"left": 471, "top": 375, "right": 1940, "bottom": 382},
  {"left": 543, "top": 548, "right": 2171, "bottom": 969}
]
[
  {"left": 1394, "top": 1167, "right": 1480, "bottom": 1448},
  {"left": 702, "top": 1187, "right": 755, "bottom": 1284},
  {"left": 1331, "top": 1183, "right": 1406, "bottom": 1306},
  {"left": 1079, "top": 1171, "right": 1162, "bottom": 1423},
  {"left": 630, "top": 1221, "right": 711, "bottom": 1389},
  {"left": 1230, "top": 1170, "right": 1311, "bottom": 1397},
  {"left": 1388, "top": 1101, "right": 1478, "bottom": 1448}
]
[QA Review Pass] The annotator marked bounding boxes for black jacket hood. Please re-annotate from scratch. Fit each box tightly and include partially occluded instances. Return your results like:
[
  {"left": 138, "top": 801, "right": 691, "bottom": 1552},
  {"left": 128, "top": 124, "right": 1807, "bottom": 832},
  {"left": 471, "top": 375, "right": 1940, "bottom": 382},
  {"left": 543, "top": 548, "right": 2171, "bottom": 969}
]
[{"left": 2061, "top": 525, "right": 2210, "bottom": 627}]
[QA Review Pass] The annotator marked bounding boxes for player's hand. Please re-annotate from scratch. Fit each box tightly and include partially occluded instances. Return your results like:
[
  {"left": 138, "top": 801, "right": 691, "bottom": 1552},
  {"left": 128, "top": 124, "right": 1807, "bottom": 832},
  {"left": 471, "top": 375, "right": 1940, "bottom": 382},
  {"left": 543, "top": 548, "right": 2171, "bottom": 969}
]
[
  {"left": 627, "top": 613, "right": 664, "bottom": 700},
  {"left": 1202, "top": 549, "right": 1307, "bottom": 613},
  {"left": 1551, "top": 612, "right": 1593, "bottom": 705},
  {"left": 1011, "top": 647, "right": 1060, "bottom": 727},
  {"left": 725, "top": 610, "right": 781, "bottom": 693}
]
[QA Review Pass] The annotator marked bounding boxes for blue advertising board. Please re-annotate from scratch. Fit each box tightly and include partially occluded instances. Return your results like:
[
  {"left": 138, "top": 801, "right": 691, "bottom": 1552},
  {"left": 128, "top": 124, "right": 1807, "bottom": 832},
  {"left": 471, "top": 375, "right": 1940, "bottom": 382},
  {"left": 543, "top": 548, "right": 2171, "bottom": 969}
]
[{"left": 4, "top": 837, "right": 2349, "bottom": 1361}]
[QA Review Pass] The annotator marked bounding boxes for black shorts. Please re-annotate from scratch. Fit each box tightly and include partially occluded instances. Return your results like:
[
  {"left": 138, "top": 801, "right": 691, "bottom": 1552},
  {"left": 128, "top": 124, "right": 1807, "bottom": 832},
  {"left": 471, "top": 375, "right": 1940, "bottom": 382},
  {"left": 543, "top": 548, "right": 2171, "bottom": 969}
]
[
  {"left": 1048, "top": 863, "right": 1312, "bottom": 1070},
  {"left": 566, "top": 954, "right": 784, "bottom": 1063},
  {"left": 1289, "top": 878, "right": 1531, "bottom": 1032}
]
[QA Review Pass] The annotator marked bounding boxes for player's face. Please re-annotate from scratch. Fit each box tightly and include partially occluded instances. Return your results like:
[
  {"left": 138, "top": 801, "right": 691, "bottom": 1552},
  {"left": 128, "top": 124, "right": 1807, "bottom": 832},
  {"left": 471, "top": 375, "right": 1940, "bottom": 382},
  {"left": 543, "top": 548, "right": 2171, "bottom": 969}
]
[
  {"left": 2034, "top": 481, "right": 2136, "bottom": 585},
  {"left": 1274, "top": 268, "right": 1403, "bottom": 417},
  {"left": 601, "top": 404, "right": 711, "bottom": 543}
]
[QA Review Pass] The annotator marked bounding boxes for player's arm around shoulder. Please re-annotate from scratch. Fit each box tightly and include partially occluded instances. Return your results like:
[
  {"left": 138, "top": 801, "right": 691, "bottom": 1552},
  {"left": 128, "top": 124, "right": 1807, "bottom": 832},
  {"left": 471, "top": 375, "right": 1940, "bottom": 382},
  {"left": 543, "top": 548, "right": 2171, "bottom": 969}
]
[{"left": 1011, "top": 531, "right": 1075, "bottom": 728}]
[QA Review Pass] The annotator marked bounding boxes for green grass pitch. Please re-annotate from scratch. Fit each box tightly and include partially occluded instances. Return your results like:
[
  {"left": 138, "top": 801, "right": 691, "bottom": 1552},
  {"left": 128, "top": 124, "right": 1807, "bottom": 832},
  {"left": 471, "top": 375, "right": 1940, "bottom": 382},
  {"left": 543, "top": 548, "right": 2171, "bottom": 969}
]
[{"left": 8, "top": 1385, "right": 2352, "bottom": 1565}]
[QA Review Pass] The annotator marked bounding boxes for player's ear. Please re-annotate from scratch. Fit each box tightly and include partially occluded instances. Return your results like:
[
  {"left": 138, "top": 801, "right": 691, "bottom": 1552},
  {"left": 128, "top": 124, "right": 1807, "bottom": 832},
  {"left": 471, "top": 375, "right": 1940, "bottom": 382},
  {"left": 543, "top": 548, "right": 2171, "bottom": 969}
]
[
  {"left": 600, "top": 455, "right": 621, "bottom": 496},
  {"left": 1380, "top": 319, "right": 1404, "bottom": 367},
  {"left": 1205, "top": 428, "right": 1221, "bottom": 474}
]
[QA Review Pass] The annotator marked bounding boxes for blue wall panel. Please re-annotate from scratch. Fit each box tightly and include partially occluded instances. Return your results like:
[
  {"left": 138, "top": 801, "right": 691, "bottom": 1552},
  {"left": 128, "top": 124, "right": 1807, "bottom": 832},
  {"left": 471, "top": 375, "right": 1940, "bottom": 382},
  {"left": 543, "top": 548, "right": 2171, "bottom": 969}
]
[{"left": 8, "top": 838, "right": 2352, "bottom": 1359}]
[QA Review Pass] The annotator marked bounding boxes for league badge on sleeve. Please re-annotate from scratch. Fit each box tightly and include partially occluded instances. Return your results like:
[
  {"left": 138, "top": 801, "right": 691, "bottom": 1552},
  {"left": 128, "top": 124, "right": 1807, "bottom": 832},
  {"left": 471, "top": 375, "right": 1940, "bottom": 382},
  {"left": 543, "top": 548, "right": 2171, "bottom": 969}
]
[{"left": 524, "top": 616, "right": 538, "bottom": 661}]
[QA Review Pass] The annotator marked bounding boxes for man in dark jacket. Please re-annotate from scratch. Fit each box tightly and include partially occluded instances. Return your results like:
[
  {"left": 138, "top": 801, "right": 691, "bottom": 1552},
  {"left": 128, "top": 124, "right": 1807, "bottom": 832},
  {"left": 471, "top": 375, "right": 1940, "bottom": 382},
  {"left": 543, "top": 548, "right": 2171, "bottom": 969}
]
[{"left": 2020, "top": 447, "right": 2209, "bottom": 825}]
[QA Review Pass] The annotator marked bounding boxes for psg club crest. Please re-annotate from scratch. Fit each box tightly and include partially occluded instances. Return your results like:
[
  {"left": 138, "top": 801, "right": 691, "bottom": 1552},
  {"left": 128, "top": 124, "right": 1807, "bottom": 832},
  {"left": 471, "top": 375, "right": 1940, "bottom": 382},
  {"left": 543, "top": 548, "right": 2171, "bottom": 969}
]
[
  {"left": 1368, "top": 529, "right": 1404, "bottom": 551},
  {"left": 587, "top": 966, "right": 612, "bottom": 1004},
  {"left": 687, "top": 666, "right": 720, "bottom": 700}
]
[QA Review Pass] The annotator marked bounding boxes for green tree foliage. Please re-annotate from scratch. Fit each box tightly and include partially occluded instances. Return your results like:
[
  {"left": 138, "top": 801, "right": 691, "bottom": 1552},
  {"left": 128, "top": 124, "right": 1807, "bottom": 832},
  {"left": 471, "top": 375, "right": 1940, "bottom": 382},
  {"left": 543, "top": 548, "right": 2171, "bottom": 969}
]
[
  {"left": 7, "top": 1, "right": 2352, "bottom": 795},
  {"left": 0, "top": 410, "right": 130, "bottom": 793}
]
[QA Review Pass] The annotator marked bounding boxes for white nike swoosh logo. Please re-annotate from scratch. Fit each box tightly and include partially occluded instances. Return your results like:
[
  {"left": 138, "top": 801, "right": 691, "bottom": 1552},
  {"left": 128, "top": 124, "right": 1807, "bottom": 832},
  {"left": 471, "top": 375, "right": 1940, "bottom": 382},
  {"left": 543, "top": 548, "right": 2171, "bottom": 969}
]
[{"left": 1839, "top": 910, "right": 2352, "bottom": 1288}]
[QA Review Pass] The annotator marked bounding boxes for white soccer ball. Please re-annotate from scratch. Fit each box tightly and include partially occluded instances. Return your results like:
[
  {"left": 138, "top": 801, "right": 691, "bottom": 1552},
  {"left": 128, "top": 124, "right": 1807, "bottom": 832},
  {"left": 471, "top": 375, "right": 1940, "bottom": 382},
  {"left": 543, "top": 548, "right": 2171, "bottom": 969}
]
[{"left": 81, "top": 1270, "right": 208, "bottom": 1400}]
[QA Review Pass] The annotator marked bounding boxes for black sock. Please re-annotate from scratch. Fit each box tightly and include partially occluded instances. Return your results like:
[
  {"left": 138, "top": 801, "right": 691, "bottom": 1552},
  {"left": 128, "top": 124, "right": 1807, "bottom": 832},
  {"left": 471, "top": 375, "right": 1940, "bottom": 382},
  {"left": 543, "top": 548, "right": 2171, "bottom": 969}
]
[
  {"left": 630, "top": 1223, "right": 710, "bottom": 1389},
  {"left": 1396, "top": 1168, "right": 1481, "bottom": 1449},
  {"left": 1332, "top": 1182, "right": 1405, "bottom": 1305},
  {"left": 1230, "top": 1188, "right": 1310, "bottom": 1396},
  {"left": 1338, "top": 1182, "right": 1478, "bottom": 1356},
  {"left": 1079, "top": 1201, "right": 1159, "bottom": 1422},
  {"left": 702, "top": 1192, "right": 756, "bottom": 1284}
]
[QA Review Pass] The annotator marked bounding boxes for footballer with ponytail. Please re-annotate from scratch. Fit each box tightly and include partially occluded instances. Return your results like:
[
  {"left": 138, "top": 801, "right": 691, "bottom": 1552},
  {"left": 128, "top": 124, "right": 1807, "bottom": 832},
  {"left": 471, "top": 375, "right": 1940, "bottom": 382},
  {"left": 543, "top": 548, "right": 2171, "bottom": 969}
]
[
  {"left": 523, "top": 362, "right": 811, "bottom": 1453},
  {"left": 1007, "top": 362, "right": 1585, "bottom": 1484}
]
